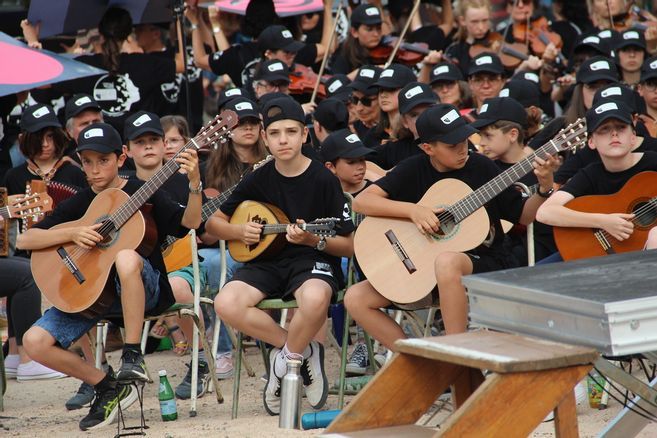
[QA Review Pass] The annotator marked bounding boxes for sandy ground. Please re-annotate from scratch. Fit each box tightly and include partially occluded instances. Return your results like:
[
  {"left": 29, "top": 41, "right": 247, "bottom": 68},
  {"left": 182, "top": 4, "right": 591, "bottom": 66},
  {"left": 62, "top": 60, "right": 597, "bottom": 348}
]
[{"left": 2, "top": 344, "right": 657, "bottom": 437}]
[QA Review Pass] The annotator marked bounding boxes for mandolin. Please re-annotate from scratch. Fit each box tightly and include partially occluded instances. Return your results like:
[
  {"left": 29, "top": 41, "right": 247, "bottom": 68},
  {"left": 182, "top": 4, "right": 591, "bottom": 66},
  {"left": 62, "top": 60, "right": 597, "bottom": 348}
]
[
  {"left": 30, "top": 111, "right": 238, "bottom": 317},
  {"left": 354, "top": 120, "right": 587, "bottom": 304},
  {"left": 553, "top": 171, "right": 657, "bottom": 261},
  {"left": 227, "top": 200, "right": 338, "bottom": 262}
]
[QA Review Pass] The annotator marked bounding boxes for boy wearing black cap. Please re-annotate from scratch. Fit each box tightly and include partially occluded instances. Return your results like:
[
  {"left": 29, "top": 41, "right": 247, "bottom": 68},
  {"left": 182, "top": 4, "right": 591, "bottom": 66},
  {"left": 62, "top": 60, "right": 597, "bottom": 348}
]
[
  {"left": 208, "top": 96, "right": 355, "bottom": 415},
  {"left": 313, "top": 98, "right": 350, "bottom": 144},
  {"left": 253, "top": 59, "right": 291, "bottom": 100},
  {"left": 18, "top": 122, "right": 202, "bottom": 431},
  {"left": 321, "top": 128, "right": 374, "bottom": 196},
  {"left": 537, "top": 101, "right": 657, "bottom": 250},
  {"left": 345, "top": 103, "right": 555, "bottom": 348},
  {"left": 638, "top": 55, "right": 657, "bottom": 123}
]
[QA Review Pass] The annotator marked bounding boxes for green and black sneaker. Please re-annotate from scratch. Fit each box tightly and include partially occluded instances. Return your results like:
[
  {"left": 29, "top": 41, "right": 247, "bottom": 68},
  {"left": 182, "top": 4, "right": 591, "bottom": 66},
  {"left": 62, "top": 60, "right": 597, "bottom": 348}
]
[
  {"left": 79, "top": 383, "right": 137, "bottom": 431},
  {"left": 116, "top": 349, "right": 151, "bottom": 383}
]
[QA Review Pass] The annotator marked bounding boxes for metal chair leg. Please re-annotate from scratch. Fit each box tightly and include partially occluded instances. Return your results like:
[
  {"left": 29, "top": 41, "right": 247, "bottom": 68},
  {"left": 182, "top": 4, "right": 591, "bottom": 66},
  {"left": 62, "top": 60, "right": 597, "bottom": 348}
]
[
  {"left": 231, "top": 331, "right": 243, "bottom": 419},
  {"left": 338, "top": 311, "right": 351, "bottom": 408}
]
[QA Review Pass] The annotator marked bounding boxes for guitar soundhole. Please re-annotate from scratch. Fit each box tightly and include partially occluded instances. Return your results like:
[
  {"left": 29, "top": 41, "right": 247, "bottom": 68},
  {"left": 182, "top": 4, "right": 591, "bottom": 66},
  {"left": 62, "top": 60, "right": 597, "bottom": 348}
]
[
  {"left": 632, "top": 201, "right": 657, "bottom": 228},
  {"left": 96, "top": 218, "right": 118, "bottom": 249},
  {"left": 437, "top": 211, "right": 457, "bottom": 238}
]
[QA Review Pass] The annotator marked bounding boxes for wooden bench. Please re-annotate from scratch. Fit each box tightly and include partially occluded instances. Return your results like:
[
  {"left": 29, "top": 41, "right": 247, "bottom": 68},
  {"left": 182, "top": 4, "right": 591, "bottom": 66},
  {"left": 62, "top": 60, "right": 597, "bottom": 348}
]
[{"left": 323, "top": 331, "right": 598, "bottom": 437}]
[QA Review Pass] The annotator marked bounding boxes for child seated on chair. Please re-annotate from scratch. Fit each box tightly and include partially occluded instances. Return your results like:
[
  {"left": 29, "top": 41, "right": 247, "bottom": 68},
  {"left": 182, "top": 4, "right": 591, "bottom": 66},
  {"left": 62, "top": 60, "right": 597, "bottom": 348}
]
[
  {"left": 344, "top": 103, "right": 556, "bottom": 353},
  {"left": 18, "top": 123, "right": 202, "bottom": 431},
  {"left": 207, "top": 96, "right": 355, "bottom": 415}
]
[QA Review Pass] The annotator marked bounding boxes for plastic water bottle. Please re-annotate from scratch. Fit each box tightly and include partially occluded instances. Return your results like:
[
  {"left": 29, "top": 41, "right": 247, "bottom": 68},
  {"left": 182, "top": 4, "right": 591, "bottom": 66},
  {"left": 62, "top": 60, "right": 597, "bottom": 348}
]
[
  {"left": 302, "top": 410, "right": 342, "bottom": 429},
  {"left": 158, "top": 370, "right": 178, "bottom": 421},
  {"left": 279, "top": 359, "right": 303, "bottom": 429}
]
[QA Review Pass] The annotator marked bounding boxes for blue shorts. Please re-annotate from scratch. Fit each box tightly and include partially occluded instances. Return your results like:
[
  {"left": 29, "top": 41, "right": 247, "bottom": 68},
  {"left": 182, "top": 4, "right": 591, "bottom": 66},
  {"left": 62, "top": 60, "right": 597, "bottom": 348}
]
[{"left": 34, "top": 257, "right": 161, "bottom": 349}]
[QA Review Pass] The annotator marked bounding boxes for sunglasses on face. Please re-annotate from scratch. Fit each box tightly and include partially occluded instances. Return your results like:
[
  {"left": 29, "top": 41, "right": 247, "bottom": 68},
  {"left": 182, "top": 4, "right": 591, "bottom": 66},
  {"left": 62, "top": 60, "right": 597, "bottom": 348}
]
[
  {"left": 351, "top": 95, "right": 375, "bottom": 106},
  {"left": 508, "top": 0, "right": 532, "bottom": 6}
]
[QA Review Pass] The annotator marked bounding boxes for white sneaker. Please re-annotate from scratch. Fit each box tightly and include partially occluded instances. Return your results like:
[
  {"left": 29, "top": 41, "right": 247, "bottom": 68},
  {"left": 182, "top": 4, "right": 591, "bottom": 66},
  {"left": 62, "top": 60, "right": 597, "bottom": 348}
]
[
  {"left": 300, "top": 341, "right": 328, "bottom": 409},
  {"left": 215, "top": 352, "right": 234, "bottom": 379},
  {"left": 5, "top": 354, "right": 19, "bottom": 379},
  {"left": 17, "top": 360, "right": 67, "bottom": 381},
  {"left": 263, "top": 348, "right": 282, "bottom": 416}
]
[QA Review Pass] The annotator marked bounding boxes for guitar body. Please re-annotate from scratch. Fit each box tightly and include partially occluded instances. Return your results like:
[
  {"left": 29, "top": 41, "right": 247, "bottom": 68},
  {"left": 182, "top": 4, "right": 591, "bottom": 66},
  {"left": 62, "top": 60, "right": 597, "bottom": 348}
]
[
  {"left": 554, "top": 171, "right": 657, "bottom": 261},
  {"left": 355, "top": 178, "right": 490, "bottom": 304},
  {"left": 162, "top": 234, "right": 192, "bottom": 273},
  {"left": 228, "top": 201, "right": 288, "bottom": 262},
  {"left": 31, "top": 189, "right": 157, "bottom": 317}
]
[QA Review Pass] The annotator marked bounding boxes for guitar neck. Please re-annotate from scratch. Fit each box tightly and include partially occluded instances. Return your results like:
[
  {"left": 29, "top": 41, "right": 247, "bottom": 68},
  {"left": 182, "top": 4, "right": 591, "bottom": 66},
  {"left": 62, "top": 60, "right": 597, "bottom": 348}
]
[
  {"left": 0, "top": 206, "right": 10, "bottom": 219},
  {"left": 261, "top": 223, "right": 329, "bottom": 235}
]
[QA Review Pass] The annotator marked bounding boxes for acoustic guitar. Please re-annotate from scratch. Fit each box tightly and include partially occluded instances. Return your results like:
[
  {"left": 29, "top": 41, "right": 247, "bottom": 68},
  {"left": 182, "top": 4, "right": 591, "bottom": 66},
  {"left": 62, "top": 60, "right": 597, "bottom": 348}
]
[
  {"left": 553, "top": 171, "right": 657, "bottom": 261},
  {"left": 227, "top": 200, "right": 338, "bottom": 262},
  {"left": 355, "top": 119, "right": 587, "bottom": 304},
  {"left": 161, "top": 155, "right": 273, "bottom": 272},
  {"left": 30, "top": 111, "right": 238, "bottom": 317}
]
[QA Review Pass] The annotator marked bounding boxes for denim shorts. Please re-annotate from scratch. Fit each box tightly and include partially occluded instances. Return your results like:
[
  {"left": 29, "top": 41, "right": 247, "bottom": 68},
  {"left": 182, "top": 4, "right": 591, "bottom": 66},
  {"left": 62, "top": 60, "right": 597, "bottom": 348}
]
[{"left": 34, "top": 257, "right": 161, "bottom": 349}]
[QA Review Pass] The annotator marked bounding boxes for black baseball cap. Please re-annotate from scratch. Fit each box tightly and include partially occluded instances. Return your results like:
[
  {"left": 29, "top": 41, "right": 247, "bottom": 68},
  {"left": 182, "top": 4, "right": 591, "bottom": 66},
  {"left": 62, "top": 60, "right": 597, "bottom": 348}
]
[
  {"left": 429, "top": 62, "right": 462, "bottom": 83},
  {"left": 586, "top": 100, "right": 633, "bottom": 133},
  {"left": 314, "top": 98, "right": 349, "bottom": 132},
  {"left": 124, "top": 111, "right": 164, "bottom": 141},
  {"left": 258, "top": 25, "right": 304, "bottom": 53},
  {"left": 398, "top": 82, "right": 437, "bottom": 115},
  {"left": 468, "top": 53, "right": 504, "bottom": 76},
  {"left": 374, "top": 64, "right": 417, "bottom": 89},
  {"left": 576, "top": 56, "right": 619, "bottom": 84},
  {"left": 416, "top": 103, "right": 477, "bottom": 144},
  {"left": 349, "top": 65, "right": 382, "bottom": 96},
  {"left": 592, "top": 84, "right": 642, "bottom": 114},
  {"left": 224, "top": 97, "right": 261, "bottom": 121},
  {"left": 573, "top": 34, "right": 611, "bottom": 57},
  {"left": 320, "top": 129, "right": 374, "bottom": 162},
  {"left": 254, "top": 59, "right": 290, "bottom": 84},
  {"left": 20, "top": 103, "right": 61, "bottom": 133},
  {"left": 615, "top": 29, "right": 646, "bottom": 51},
  {"left": 511, "top": 71, "right": 540, "bottom": 85},
  {"left": 499, "top": 80, "right": 540, "bottom": 108},
  {"left": 217, "top": 88, "right": 248, "bottom": 110},
  {"left": 640, "top": 55, "right": 657, "bottom": 82},
  {"left": 325, "top": 74, "right": 352, "bottom": 102},
  {"left": 77, "top": 123, "right": 123, "bottom": 154},
  {"left": 64, "top": 94, "right": 101, "bottom": 120},
  {"left": 350, "top": 4, "right": 383, "bottom": 27},
  {"left": 471, "top": 97, "right": 528, "bottom": 129},
  {"left": 262, "top": 96, "right": 305, "bottom": 128}
]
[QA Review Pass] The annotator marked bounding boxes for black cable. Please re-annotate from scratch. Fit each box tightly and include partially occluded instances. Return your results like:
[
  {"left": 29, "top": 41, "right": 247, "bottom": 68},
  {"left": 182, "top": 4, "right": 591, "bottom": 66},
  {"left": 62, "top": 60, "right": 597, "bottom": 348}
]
[{"left": 589, "top": 368, "right": 657, "bottom": 423}]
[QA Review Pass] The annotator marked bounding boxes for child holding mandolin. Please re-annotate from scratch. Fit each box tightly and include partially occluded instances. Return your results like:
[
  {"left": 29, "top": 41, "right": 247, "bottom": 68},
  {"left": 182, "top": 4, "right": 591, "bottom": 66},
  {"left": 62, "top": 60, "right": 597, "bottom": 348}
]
[
  {"left": 208, "top": 96, "right": 355, "bottom": 415},
  {"left": 17, "top": 122, "right": 202, "bottom": 431}
]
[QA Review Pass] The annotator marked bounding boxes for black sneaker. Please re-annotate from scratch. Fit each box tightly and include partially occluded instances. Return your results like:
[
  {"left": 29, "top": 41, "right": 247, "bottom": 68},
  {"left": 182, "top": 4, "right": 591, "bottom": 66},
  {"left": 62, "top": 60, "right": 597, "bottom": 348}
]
[
  {"left": 300, "top": 341, "right": 328, "bottom": 409},
  {"left": 175, "top": 360, "right": 210, "bottom": 400},
  {"left": 78, "top": 383, "right": 138, "bottom": 431},
  {"left": 66, "top": 382, "right": 95, "bottom": 410},
  {"left": 116, "top": 349, "right": 151, "bottom": 383}
]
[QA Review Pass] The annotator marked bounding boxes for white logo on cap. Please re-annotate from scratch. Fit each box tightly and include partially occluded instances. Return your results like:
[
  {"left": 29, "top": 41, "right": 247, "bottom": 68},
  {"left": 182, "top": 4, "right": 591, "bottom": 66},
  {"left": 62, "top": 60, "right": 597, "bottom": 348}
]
[
  {"left": 84, "top": 128, "right": 104, "bottom": 139},
  {"left": 433, "top": 65, "right": 449, "bottom": 76},
  {"left": 624, "top": 31, "right": 640, "bottom": 40},
  {"left": 32, "top": 106, "right": 50, "bottom": 119},
  {"left": 365, "top": 7, "right": 379, "bottom": 16},
  {"left": 479, "top": 103, "right": 489, "bottom": 114},
  {"left": 404, "top": 85, "right": 423, "bottom": 99},
  {"left": 268, "top": 62, "right": 284, "bottom": 72},
  {"left": 650, "top": 60, "right": 657, "bottom": 70},
  {"left": 345, "top": 133, "right": 360, "bottom": 143},
  {"left": 441, "top": 109, "right": 460, "bottom": 125},
  {"left": 601, "top": 87, "right": 622, "bottom": 97},
  {"left": 475, "top": 55, "right": 493, "bottom": 65},
  {"left": 281, "top": 30, "right": 292, "bottom": 39},
  {"left": 225, "top": 89, "right": 242, "bottom": 97},
  {"left": 595, "top": 102, "right": 619, "bottom": 114},
  {"left": 74, "top": 96, "right": 92, "bottom": 106},
  {"left": 235, "top": 102, "right": 254, "bottom": 111},
  {"left": 524, "top": 72, "right": 539, "bottom": 83},
  {"left": 359, "top": 69, "right": 375, "bottom": 78},
  {"left": 499, "top": 89, "right": 510, "bottom": 97},
  {"left": 133, "top": 114, "right": 152, "bottom": 126},
  {"left": 582, "top": 36, "right": 600, "bottom": 44},
  {"left": 328, "top": 80, "right": 343, "bottom": 93},
  {"left": 589, "top": 60, "right": 610, "bottom": 71},
  {"left": 599, "top": 30, "right": 612, "bottom": 39},
  {"left": 380, "top": 69, "right": 394, "bottom": 78}
]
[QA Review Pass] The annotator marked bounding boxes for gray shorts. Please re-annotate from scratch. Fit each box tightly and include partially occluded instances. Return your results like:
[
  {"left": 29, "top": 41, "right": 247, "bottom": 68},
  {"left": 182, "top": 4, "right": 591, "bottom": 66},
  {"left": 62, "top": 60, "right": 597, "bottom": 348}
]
[{"left": 34, "top": 257, "right": 161, "bottom": 349}]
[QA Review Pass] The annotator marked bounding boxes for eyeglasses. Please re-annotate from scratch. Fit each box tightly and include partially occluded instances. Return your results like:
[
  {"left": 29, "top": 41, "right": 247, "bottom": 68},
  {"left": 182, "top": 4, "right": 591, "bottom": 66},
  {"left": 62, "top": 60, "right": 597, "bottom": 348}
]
[
  {"left": 351, "top": 95, "right": 375, "bottom": 106},
  {"left": 469, "top": 75, "right": 502, "bottom": 86},
  {"left": 164, "top": 137, "right": 185, "bottom": 147}
]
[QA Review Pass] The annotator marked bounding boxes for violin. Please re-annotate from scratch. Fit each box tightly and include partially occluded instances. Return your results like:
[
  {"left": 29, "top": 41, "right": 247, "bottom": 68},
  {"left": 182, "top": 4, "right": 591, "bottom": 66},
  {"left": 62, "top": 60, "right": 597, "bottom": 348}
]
[
  {"left": 468, "top": 31, "right": 528, "bottom": 69},
  {"left": 512, "top": 16, "right": 563, "bottom": 58},
  {"left": 288, "top": 64, "right": 328, "bottom": 99},
  {"left": 369, "top": 35, "right": 430, "bottom": 66}
]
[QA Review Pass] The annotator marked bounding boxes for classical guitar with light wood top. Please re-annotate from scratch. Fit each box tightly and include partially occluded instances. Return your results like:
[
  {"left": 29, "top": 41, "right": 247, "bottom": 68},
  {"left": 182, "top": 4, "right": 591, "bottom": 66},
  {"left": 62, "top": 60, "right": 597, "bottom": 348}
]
[
  {"left": 355, "top": 120, "right": 587, "bottom": 304},
  {"left": 553, "top": 171, "right": 657, "bottom": 261}
]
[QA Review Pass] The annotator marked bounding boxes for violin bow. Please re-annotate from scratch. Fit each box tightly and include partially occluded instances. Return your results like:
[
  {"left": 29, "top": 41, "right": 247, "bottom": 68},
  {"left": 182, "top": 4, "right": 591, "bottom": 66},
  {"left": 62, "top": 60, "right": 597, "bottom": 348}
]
[
  {"left": 310, "top": 0, "right": 344, "bottom": 106},
  {"left": 497, "top": 0, "right": 518, "bottom": 56},
  {"left": 384, "top": 0, "right": 422, "bottom": 68}
]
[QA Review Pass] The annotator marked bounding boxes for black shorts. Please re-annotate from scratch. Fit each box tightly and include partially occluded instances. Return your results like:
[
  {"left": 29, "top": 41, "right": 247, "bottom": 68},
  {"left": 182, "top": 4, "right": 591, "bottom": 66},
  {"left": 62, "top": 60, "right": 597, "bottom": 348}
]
[{"left": 229, "top": 257, "right": 340, "bottom": 301}]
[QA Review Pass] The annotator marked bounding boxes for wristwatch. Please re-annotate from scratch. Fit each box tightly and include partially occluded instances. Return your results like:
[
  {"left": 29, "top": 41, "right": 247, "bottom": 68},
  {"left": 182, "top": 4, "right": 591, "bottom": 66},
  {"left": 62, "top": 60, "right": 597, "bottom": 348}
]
[
  {"left": 315, "top": 236, "right": 327, "bottom": 251},
  {"left": 189, "top": 181, "right": 203, "bottom": 195},
  {"left": 537, "top": 186, "right": 554, "bottom": 198},
  {"left": 189, "top": 23, "right": 199, "bottom": 31}
]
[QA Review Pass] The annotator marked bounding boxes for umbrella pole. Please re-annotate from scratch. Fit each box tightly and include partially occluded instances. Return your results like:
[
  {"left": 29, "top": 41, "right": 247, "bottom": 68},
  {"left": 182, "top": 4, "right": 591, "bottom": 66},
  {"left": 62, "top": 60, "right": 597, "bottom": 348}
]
[{"left": 173, "top": 0, "right": 193, "bottom": 130}]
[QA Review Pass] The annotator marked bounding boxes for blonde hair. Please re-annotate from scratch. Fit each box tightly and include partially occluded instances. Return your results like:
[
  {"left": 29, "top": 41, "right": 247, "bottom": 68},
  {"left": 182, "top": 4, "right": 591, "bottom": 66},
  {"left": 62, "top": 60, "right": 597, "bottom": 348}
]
[{"left": 455, "top": 0, "right": 492, "bottom": 41}]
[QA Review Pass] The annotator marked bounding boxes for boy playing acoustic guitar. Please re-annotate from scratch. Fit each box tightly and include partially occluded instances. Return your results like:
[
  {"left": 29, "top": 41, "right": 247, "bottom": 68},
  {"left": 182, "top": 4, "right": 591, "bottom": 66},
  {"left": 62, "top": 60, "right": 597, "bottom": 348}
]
[
  {"left": 345, "top": 103, "right": 556, "bottom": 351},
  {"left": 18, "top": 123, "right": 202, "bottom": 431},
  {"left": 207, "top": 96, "right": 355, "bottom": 415}
]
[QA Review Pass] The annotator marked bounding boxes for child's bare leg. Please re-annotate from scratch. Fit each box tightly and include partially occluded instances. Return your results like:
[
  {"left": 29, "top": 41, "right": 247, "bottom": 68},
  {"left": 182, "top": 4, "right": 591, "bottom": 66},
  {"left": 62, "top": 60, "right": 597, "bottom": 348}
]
[
  {"left": 435, "top": 252, "right": 473, "bottom": 335},
  {"left": 645, "top": 227, "right": 657, "bottom": 250},
  {"left": 114, "top": 250, "right": 146, "bottom": 344},
  {"left": 287, "top": 279, "right": 332, "bottom": 354}
]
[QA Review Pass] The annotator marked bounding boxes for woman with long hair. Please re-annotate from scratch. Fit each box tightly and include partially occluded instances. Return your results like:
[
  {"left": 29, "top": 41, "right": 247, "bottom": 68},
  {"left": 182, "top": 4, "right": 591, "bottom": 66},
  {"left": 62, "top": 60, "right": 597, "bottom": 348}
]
[{"left": 331, "top": 4, "right": 385, "bottom": 76}]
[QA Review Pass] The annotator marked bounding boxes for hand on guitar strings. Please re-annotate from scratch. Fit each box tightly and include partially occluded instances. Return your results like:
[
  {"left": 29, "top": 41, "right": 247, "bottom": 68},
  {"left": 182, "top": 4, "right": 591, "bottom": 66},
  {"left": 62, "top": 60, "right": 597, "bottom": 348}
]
[
  {"left": 409, "top": 204, "right": 443, "bottom": 236},
  {"left": 286, "top": 219, "right": 319, "bottom": 247},
  {"left": 175, "top": 148, "right": 202, "bottom": 188},
  {"left": 599, "top": 213, "right": 635, "bottom": 241},
  {"left": 531, "top": 154, "right": 559, "bottom": 193},
  {"left": 71, "top": 222, "right": 103, "bottom": 249},
  {"left": 240, "top": 222, "right": 263, "bottom": 245}
]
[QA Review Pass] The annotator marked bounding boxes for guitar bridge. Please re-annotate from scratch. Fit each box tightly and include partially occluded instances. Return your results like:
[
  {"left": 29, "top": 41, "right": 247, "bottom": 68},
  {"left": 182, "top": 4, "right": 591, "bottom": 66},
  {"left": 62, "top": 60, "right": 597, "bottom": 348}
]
[
  {"left": 56, "top": 247, "right": 85, "bottom": 284},
  {"left": 385, "top": 230, "right": 417, "bottom": 274}
]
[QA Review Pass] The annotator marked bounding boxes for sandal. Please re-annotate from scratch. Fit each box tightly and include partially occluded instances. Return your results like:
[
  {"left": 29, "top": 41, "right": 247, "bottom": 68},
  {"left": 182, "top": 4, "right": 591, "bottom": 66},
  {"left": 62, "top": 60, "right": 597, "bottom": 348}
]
[
  {"left": 169, "top": 326, "right": 189, "bottom": 356},
  {"left": 149, "top": 319, "right": 169, "bottom": 339}
]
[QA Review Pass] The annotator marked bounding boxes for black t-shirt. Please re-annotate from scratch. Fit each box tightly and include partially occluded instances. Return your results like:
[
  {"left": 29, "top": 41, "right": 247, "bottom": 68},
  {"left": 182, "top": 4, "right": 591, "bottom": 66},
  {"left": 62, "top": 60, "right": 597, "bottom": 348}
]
[
  {"left": 33, "top": 179, "right": 190, "bottom": 315},
  {"left": 408, "top": 25, "right": 448, "bottom": 51},
  {"left": 375, "top": 152, "right": 526, "bottom": 253},
  {"left": 561, "top": 151, "right": 657, "bottom": 198},
  {"left": 220, "top": 159, "right": 355, "bottom": 284},
  {"left": 444, "top": 40, "right": 471, "bottom": 77},
  {"left": 370, "top": 137, "right": 422, "bottom": 170},
  {"left": 3, "top": 161, "right": 88, "bottom": 196}
]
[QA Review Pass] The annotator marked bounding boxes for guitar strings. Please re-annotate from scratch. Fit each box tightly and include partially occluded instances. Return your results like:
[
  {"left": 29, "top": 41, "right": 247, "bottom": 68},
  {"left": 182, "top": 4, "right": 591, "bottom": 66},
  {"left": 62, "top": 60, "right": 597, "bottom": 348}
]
[{"left": 596, "top": 197, "right": 657, "bottom": 242}]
